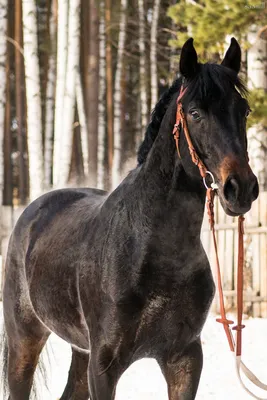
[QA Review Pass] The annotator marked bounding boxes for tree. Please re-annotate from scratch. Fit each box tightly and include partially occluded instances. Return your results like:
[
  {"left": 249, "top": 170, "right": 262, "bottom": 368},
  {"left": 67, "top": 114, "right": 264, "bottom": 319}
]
[
  {"left": 247, "top": 27, "right": 267, "bottom": 191},
  {"left": 112, "top": 0, "right": 128, "bottom": 189},
  {"left": 59, "top": 0, "right": 81, "bottom": 187},
  {"left": 53, "top": 0, "right": 68, "bottom": 187},
  {"left": 76, "top": 71, "right": 89, "bottom": 181},
  {"left": 138, "top": 0, "right": 148, "bottom": 133},
  {"left": 105, "top": 0, "right": 113, "bottom": 180},
  {"left": 0, "top": 0, "right": 8, "bottom": 208},
  {"left": 150, "top": 0, "right": 161, "bottom": 108},
  {"left": 22, "top": 0, "right": 43, "bottom": 200},
  {"left": 44, "top": 0, "right": 56, "bottom": 189},
  {"left": 15, "top": 0, "right": 27, "bottom": 203},
  {"left": 97, "top": 0, "right": 106, "bottom": 189},
  {"left": 87, "top": 0, "right": 100, "bottom": 187},
  {"left": 168, "top": 0, "right": 267, "bottom": 56}
]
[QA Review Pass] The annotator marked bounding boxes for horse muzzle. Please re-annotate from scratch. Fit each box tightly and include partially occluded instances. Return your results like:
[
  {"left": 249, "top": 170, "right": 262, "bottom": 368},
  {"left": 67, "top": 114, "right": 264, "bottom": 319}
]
[{"left": 218, "top": 172, "right": 259, "bottom": 216}]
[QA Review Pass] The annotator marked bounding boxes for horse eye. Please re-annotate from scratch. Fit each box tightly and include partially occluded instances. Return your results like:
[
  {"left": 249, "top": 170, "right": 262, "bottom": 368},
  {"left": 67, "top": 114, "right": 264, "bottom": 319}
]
[
  {"left": 190, "top": 110, "right": 201, "bottom": 120},
  {"left": 245, "top": 108, "right": 251, "bottom": 118}
]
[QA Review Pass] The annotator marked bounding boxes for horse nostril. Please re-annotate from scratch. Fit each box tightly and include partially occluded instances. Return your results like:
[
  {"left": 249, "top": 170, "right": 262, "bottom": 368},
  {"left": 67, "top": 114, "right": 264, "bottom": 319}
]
[
  {"left": 251, "top": 179, "right": 259, "bottom": 201},
  {"left": 223, "top": 176, "right": 240, "bottom": 203}
]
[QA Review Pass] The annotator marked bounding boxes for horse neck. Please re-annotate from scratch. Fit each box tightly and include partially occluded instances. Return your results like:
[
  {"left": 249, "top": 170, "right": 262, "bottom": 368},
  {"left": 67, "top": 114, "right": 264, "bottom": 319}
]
[{"left": 137, "top": 110, "right": 207, "bottom": 236}]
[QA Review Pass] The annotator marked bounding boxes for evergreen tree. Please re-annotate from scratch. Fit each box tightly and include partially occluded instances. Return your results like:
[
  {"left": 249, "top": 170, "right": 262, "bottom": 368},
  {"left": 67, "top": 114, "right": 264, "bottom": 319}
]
[
  {"left": 168, "top": 0, "right": 267, "bottom": 128},
  {"left": 168, "top": 0, "right": 267, "bottom": 57}
]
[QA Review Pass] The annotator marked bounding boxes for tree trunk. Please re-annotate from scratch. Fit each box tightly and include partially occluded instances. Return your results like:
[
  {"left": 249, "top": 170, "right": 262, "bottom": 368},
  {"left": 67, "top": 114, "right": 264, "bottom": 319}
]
[
  {"left": 3, "top": 56, "right": 12, "bottom": 206},
  {"left": 105, "top": 0, "right": 113, "bottom": 181},
  {"left": 87, "top": 0, "right": 99, "bottom": 187},
  {"left": 53, "top": 0, "right": 68, "bottom": 186},
  {"left": 150, "top": 0, "right": 160, "bottom": 109},
  {"left": 58, "top": 0, "right": 81, "bottom": 187},
  {"left": 44, "top": 0, "right": 56, "bottom": 189},
  {"left": 15, "top": 0, "right": 26, "bottom": 203},
  {"left": 0, "top": 0, "right": 8, "bottom": 209},
  {"left": 112, "top": 0, "right": 127, "bottom": 189},
  {"left": 22, "top": 0, "right": 43, "bottom": 200},
  {"left": 169, "top": 0, "right": 178, "bottom": 84},
  {"left": 247, "top": 27, "right": 267, "bottom": 191},
  {"left": 3, "top": 1, "right": 11, "bottom": 207},
  {"left": 138, "top": 0, "right": 148, "bottom": 135},
  {"left": 97, "top": 0, "right": 106, "bottom": 190},
  {"left": 76, "top": 71, "right": 89, "bottom": 181}
]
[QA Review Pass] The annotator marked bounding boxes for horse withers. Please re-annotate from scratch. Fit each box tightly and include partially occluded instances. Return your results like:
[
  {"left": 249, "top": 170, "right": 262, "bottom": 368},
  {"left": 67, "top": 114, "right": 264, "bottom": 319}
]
[{"left": 1, "top": 38, "right": 258, "bottom": 400}]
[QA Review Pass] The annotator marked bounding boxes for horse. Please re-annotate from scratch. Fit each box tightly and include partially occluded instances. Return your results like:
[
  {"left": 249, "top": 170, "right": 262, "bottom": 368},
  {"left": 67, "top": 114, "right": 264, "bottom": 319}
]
[{"left": 1, "top": 37, "right": 259, "bottom": 400}]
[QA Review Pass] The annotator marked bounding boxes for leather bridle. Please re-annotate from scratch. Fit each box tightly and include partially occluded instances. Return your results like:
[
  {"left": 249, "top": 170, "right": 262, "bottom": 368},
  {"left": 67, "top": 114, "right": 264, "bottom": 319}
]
[{"left": 173, "top": 85, "right": 267, "bottom": 399}]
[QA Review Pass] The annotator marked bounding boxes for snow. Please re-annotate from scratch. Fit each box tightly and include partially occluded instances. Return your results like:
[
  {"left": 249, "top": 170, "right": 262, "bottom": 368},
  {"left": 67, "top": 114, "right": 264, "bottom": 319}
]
[{"left": 1, "top": 301, "right": 267, "bottom": 399}]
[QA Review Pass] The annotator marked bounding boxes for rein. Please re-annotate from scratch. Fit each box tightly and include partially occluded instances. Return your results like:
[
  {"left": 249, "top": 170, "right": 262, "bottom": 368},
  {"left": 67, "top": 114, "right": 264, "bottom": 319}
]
[{"left": 173, "top": 86, "right": 267, "bottom": 399}]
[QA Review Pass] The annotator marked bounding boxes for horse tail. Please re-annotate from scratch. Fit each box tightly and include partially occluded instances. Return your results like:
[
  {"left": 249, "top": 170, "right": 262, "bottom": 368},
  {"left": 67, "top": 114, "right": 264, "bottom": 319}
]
[
  {"left": 0, "top": 323, "right": 51, "bottom": 400},
  {"left": 0, "top": 326, "right": 9, "bottom": 399},
  {"left": 33, "top": 343, "right": 52, "bottom": 399}
]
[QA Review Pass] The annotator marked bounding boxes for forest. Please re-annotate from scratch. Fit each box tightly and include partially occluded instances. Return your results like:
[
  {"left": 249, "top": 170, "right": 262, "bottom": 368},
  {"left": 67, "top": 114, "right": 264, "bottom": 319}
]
[{"left": 0, "top": 0, "right": 266, "bottom": 208}]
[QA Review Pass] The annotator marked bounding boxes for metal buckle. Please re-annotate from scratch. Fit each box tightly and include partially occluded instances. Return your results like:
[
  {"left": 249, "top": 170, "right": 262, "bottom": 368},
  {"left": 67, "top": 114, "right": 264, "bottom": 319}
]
[{"left": 203, "top": 171, "right": 218, "bottom": 190}]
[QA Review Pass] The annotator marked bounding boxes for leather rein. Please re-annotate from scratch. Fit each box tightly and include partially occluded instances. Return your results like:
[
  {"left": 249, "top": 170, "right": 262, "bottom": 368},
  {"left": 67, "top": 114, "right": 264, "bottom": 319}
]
[{"left": 173, "top": 86, "right": 267, "bottom": 399}]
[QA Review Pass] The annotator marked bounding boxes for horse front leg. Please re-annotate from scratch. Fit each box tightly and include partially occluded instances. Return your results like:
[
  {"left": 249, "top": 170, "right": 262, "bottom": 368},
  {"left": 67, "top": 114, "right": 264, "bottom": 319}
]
[
  {"left": 60, "top": 347, "right": 89, "bottom": 400},
  {"left": 158, "top": 339, "right": 203, "bottom": 400},
  {"left": 88, "top": 347, "right": 127, "bottom": 400}
]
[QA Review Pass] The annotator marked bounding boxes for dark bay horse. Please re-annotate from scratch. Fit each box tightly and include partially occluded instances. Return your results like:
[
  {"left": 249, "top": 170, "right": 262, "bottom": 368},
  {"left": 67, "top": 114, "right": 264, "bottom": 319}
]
[{"left": 2, "top": 38, "right": 259, "bottom": 400}]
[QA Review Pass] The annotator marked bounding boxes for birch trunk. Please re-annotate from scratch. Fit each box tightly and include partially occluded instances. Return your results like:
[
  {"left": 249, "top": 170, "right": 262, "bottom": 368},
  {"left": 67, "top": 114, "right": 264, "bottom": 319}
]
[
  {"left": 79, "top": 0, "right": 89, "bottom": 180},
  {"left": 22, "top": 0, "right": 43, "bottom": 200},
  {"left": 105, "top": 0, "right": 113, "bottom": 179},
  {"left": 58, "top": 0, "right": 81, "bottom": 187},
  {"left": 76, "top": 72, "right": 89, "bottom": 180},
  {"left": 247, "top": 27, "right": 267, "bottom": 191},
  {"left": 0, "top": 0, "right": 7, "bottom": 208},
  {"left": 97, "top": 1, "right": 106, "bottom": 190},
  {"left": 53, "top": 0, "right": 68, "bottom": 186},
  {"left": 138, "top": 0, "right": 148, "bottom": 134},
  {"left": 150, "top": 0, "right": 160, "bottom": 109},
  {"left": 112, "top": 0, "right": 127, "bottom": 189},
  {"left": 87, "top": 0, "right": 99, "bottom": 187},
  {"left": 169, "top": 5, "right": 178, "bottom": 85},
  {"left": 3, "top": 3, "right": 12, "bottom": 207},
  {"left": 15, "top": 0, "right": 27, "bottom": 204},
  {"left": 44, "top": 0, "right": 56, "bottom": 188}
]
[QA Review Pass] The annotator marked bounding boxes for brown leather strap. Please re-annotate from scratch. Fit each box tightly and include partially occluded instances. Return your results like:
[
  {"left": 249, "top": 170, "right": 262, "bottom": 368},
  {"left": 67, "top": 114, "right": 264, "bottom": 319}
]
[
  {"left": 233, "top": 216, "right": 246, "bottom": 357},
  {"left": 207, "top": 188, "right": 235, "bottom": 352},
  {"left": 213, "top": 213, "right": 245, "bottom": 357},
  {"left": 173, "top": 93, "right": 207, "bottom": 178}
]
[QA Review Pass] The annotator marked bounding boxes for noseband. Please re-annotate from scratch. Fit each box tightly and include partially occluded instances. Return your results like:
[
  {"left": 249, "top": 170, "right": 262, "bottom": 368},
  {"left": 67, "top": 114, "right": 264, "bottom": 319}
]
[{"left": 172, "top": 86, "right": 267, "bottom": 399}]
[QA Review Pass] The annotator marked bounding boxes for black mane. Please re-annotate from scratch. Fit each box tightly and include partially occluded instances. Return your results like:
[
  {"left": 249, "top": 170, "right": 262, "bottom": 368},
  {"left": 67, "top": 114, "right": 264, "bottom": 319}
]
[
  {"left": 137, "top": 63, "right": 247, "bottom": 165},
  {"left": 137, "top": 78, "right": 182, "bottom": 165}
]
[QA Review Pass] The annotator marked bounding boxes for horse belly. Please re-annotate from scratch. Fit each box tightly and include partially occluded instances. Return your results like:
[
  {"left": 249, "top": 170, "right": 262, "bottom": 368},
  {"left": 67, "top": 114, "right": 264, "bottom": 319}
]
[
  {"left": 36, "top": 305, "right": 89, "bottom": 351},
  {"left": 29, "top": 274, "right": 90, "bottom": 351}
]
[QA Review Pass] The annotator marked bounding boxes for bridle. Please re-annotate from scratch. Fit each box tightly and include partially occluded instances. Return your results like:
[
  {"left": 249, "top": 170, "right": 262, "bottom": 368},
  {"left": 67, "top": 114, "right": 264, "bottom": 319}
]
[{"left": 173, "top": 85, "right": 267, "bottom": 399}]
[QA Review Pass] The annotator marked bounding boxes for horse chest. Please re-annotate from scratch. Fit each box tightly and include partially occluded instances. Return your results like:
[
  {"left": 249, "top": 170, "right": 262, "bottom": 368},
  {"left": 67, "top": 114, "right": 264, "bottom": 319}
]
[{"left": 130, "top": 268, "right": 215, "bottom": 353}]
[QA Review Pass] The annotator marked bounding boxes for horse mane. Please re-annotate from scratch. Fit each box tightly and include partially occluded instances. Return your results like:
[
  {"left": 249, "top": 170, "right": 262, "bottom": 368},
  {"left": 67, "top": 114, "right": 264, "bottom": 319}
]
[
  {"left": 137, "top": 78, "right": 182, "bottom": 165},
  {"left": 137, "top": 63, "right": 248, "bottom": 165}
]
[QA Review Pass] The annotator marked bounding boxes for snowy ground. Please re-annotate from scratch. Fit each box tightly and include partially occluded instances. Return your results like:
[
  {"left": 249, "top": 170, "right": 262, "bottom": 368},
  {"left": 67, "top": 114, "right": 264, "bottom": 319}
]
[{"left": 1, "top": 301, "right": 267, "bottom": 399}]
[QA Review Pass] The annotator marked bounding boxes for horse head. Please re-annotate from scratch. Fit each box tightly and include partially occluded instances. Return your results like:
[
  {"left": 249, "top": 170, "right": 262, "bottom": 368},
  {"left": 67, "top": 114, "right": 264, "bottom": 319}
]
[{"left": 178, "top": 37, "right": 259, "bottom": 216}]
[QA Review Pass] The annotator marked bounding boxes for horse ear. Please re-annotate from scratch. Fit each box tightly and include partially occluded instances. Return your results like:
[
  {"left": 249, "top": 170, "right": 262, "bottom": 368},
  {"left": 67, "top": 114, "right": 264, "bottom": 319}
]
[
  {"left": 221, "top": 37, "right": 241, "bottom": 73},
  {"left": 180, "top": 38, "right": 199, "bottom": 79}
]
